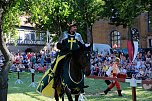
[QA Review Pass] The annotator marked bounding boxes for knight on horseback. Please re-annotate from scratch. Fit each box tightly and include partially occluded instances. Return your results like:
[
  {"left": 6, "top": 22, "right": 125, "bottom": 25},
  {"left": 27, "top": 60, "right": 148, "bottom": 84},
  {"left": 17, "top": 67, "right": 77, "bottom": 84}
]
[
  {"left": 37, "top": 21, "right": 91, "bottom": 101},
  {"left": 54, "top": 22, "right": 90, "bottom": 99}
]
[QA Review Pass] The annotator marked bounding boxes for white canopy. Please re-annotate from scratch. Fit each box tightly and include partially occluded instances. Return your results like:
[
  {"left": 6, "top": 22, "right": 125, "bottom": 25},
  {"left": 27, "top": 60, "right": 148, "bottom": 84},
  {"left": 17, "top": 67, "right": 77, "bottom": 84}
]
[{"left": 93, "top": 43, "right": 112, "bottom": 54}]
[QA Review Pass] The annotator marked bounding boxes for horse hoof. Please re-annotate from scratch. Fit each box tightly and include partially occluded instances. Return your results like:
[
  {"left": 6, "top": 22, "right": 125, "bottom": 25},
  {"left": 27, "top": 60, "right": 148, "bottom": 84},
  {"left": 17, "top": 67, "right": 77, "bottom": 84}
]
[{"left": 99, "top": 92, "right": 105, "bottom": 95}]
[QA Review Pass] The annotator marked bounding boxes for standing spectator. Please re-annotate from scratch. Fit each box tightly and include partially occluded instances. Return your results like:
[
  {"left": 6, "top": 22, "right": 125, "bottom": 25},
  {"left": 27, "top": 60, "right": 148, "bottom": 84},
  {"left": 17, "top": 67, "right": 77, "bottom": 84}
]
[
  {"left": 94, "top": 63, "right": 99, "bottom": 76},
  {"left": 90, "top": 64, "right": 95, "bottom": 75},
  {"left": 40, "top": 54, "right": 45, "bottom": 66},
  {"left": 27, "top": 52, "right": 32, "bottom": 62},
  {"left": 30, "top": 53, "right": 36, "bottom": 65},
  {"left": 102, "top": 63, "right": 108, "bottom": 76}
]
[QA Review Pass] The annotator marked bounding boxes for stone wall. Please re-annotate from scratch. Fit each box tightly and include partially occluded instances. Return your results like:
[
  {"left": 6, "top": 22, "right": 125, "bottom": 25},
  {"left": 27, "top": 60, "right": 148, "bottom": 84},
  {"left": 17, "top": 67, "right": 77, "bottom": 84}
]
[{"left": 7, "top": 44, "right": 45, "bottom": 53}]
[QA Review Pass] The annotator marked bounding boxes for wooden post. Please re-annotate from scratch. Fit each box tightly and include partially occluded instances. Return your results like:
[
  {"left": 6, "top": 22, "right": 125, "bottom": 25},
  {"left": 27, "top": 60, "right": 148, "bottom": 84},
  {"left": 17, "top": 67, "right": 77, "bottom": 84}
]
[
  {"left": 32, "top": 73, "right": 34, "bottom": 82},
  {"left": 17, "top": 71, "right": 20, "bottom": 79},
  {"left": 29, "top": 68, "right": 37, "bottom": 87},
  {"left": 130, "top": 77, "right": 137, "bottom": 101},
  {"left": 15, "top": 68, "right": 23, "bottom": 84},
  {"left": 125, "top": 74, "right": 141, "bottom": 101},
  {"left": 132, "top": 87, "right": 136, "bottom": 101}
]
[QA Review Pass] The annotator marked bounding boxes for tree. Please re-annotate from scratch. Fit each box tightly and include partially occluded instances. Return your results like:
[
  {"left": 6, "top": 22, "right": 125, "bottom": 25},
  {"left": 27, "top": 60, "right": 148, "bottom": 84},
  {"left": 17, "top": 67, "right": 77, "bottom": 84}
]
[
  {"left": 25, "top": 0, "right": 105, "bottom": 43},
  {"left": 72, "top": 0, "right": 104, "bottom": 43},
  {"left": 0, "top": 0, "right": 23, "bottom": 101},
  {"left": 102, "top": 0, "right": 151, "bottom": 27}
]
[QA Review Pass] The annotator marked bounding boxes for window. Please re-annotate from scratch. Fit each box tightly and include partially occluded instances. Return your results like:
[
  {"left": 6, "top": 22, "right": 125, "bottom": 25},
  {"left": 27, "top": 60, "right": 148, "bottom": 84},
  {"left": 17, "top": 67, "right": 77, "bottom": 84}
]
[
  {"left": 31, "top": 33, "right": 35, "bottom": 41},
  {"left": 25, "top": 33, "right": 30, "bottom": 40},
  {"left": 111, "top": 30, "right": 121, "bottom": 48}
]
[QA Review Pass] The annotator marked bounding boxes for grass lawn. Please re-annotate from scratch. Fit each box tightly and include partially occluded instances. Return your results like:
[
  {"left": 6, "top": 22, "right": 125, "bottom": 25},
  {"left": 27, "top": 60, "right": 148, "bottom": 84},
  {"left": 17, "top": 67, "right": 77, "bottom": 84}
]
[{"left": 8, "top": 72, "right": 152, "bottom": 101}]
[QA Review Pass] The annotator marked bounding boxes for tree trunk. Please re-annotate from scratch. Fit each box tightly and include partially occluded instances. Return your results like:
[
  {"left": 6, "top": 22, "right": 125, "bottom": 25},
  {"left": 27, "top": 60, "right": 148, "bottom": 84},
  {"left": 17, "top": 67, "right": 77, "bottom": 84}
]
[
  {"left": 0, "top": 7, "right": 13, "bottom": 101},
  {"left": 0, "top": 56, "right": 11, "bottom": 101},
  {"left": 0, "top": 69, "right": 9, "bottom": 101},
  {"left": 0, "top": 88, "right": 8, "bottom": 101},
  {"left": 0, "top": 60, "right": 12, "bottom": 101}
]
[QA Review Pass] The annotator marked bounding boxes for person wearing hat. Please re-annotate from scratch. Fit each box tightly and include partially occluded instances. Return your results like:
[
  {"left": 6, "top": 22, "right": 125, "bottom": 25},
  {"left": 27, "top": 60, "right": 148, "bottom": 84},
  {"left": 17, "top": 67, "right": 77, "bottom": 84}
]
[
  {"left": 54, "top": 22, "right": 91, "bottom": 97},
  {"left": 57, "top": 22, "right": 87, "bottom": 51},
  {"left": 103, "top": 57, "right": 123, "bottom": 96},
  {"left": 37, "top": 21, "right": 90, "bottom": 98}
]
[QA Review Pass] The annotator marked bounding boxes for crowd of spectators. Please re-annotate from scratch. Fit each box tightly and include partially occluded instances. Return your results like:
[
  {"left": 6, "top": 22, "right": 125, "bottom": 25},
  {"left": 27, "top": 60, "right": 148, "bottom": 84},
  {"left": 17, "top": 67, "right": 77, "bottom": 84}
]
[
  {"left": 90, "top": 49, "right": 152, "bottom": 80},
  {"left": 0, "top": 50, "right": 57, "bottom": 73},
  {"left": 0, "top": 49, "right": 152, "bottom": 80}
]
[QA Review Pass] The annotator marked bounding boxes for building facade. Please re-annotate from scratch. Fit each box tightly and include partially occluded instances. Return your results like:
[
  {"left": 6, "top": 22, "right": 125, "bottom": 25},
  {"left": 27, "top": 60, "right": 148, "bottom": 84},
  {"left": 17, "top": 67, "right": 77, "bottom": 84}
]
[
  {"left": 6, "top": 16, "right": 47, "bottom": 53},
  {"left": 92, "top": 13, "right": 152, "bottom": 50}
]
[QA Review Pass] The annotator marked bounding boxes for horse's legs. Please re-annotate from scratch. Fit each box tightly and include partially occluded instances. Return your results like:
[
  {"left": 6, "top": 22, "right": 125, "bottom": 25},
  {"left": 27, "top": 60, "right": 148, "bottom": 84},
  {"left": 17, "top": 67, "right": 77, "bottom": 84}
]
[
  {"left": 62, "top": 95, "right": 64, "bottom": 101},
  {"left": 65, "top": 87, "right": 73, "bottom": 101},
  {"left": 75, "top": 95, "right": 79, "bottom": 101},
  {"left": 54, "top": 89, "right": 59, "bottom": 101}
]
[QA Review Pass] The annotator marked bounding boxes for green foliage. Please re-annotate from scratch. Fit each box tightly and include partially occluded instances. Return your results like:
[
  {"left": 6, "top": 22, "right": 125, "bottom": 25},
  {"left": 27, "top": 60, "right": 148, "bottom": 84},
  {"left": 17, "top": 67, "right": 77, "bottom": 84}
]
[
  {"left": 1, "top": 0, "right": 152, "bottom": 42},
  {"left": 2, "top": 0, "right": 23, "bottom": 38},
  {"left": 102, "top": 0, "right": 151, "bottom": 27},
  {"left": 23, "top": 0, "right": 105, "bottom": 41},
  {"left": 1, "top": 0, "right": 105, "bottom": 43},
  {"left": 70, "top": 0, "right": 105, "bottom": 41},
  {"left": 23, "top": 0, "right": 72, "bottom": 33}
]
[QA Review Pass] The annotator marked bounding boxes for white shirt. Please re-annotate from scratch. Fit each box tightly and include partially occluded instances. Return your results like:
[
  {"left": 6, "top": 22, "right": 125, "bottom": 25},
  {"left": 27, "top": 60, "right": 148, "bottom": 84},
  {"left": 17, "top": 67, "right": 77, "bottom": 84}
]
[
  {"left": 106, "top": 66, "right": 113, "bottom": 76},
  {"left": 106, "top": 64, "right": 120, "bottom": 76}
]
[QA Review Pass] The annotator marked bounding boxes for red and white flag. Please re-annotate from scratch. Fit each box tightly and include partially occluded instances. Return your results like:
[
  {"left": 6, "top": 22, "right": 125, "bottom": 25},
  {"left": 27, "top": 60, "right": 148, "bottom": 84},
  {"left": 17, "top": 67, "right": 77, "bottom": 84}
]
[{"left": 127, "top": 40, "right": 138, "bottom": 62}]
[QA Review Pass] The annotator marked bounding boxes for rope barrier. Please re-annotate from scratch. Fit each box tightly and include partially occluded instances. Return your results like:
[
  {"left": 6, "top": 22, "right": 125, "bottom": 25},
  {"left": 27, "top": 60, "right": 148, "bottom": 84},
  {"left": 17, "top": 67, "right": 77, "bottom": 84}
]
[
  {"left": 87, "top": 76, "right": 125, "bottom": 82},
  {"left": 87, "top": 76, "right": 152, "bottom": 84}
]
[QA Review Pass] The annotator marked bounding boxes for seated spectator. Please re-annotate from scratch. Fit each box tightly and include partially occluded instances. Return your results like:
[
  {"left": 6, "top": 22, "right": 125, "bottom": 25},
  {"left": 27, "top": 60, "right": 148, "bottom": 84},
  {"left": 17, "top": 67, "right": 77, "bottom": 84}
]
[
  {"left": 0, "top": 57, "right": 4, "bottom": 71},
  {"left": 102, "top": 64, "right": 108, "bottom": 76},
  {"left": 10, "top": 63, "right": 16, "bottom": 71},
  {"left": 18, "top": 64, "right": 25, "bottom": 72},
  {"left": 37, "top": 64, "right": 47, "bottom": 73},
  {"left": 143, "top": 73, "right": 151, "bottom": 80},
  {"left": 120, "top": 67, "right": 127, "bottom": 74},
  {"left": 0, "top": 58, "right": 4, "bottom": 66},
  {"left": 141, "top": 60, "right": 146, "bottom": 68},
  {"left": 136, "top": 72, "right": 142, "bottom": 80},
  {"left": 94, "top": 63, "right": 99, "bottom": 76},
  {"left": 90, "top": 64, "right": 95, "bottom": 75},
  {"left": 136, "top": 68, "right": 144, "bottom": 80},
  {"left": 16, "top": 63, "right": 25, "bottom": 72},
  {"left": 98, "top": 67, "right": 102, "bottom": 77},
  {"left": 149, "top": 69, "right": 152, "bottom": 79}
]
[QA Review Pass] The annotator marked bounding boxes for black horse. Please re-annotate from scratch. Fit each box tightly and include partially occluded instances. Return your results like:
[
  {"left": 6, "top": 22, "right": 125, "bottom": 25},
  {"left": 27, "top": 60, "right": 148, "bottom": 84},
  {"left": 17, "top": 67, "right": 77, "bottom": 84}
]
[{"left": 54, "top": 48, "right": 91, "bottom": 101}]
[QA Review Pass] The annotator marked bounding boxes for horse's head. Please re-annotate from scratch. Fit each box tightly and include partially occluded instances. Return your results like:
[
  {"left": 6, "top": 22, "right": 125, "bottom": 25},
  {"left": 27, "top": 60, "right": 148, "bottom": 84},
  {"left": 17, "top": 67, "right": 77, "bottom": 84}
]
[{"left": 71, "top": 49, "right": 91, "bottom": 76}]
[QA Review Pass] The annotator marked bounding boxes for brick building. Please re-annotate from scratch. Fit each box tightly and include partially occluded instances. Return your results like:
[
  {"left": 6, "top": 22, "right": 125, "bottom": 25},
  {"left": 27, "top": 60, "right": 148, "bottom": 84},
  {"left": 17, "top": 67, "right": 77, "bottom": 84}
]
[{"left": 92, "top": 13, "right": 152, "bottom": 50}]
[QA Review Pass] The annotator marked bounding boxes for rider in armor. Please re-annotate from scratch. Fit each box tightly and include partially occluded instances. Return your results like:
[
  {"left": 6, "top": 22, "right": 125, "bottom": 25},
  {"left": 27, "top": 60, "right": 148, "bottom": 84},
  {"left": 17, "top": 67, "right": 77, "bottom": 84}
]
[
  {"left": 36, "top": 22, "right": 90, "bottom": 98},
  {"left": 57, "top": 22, "right": 86, "bottom": 52},
  {"left": 53, "top": 22, "right": 90, "bottom": 96}
]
